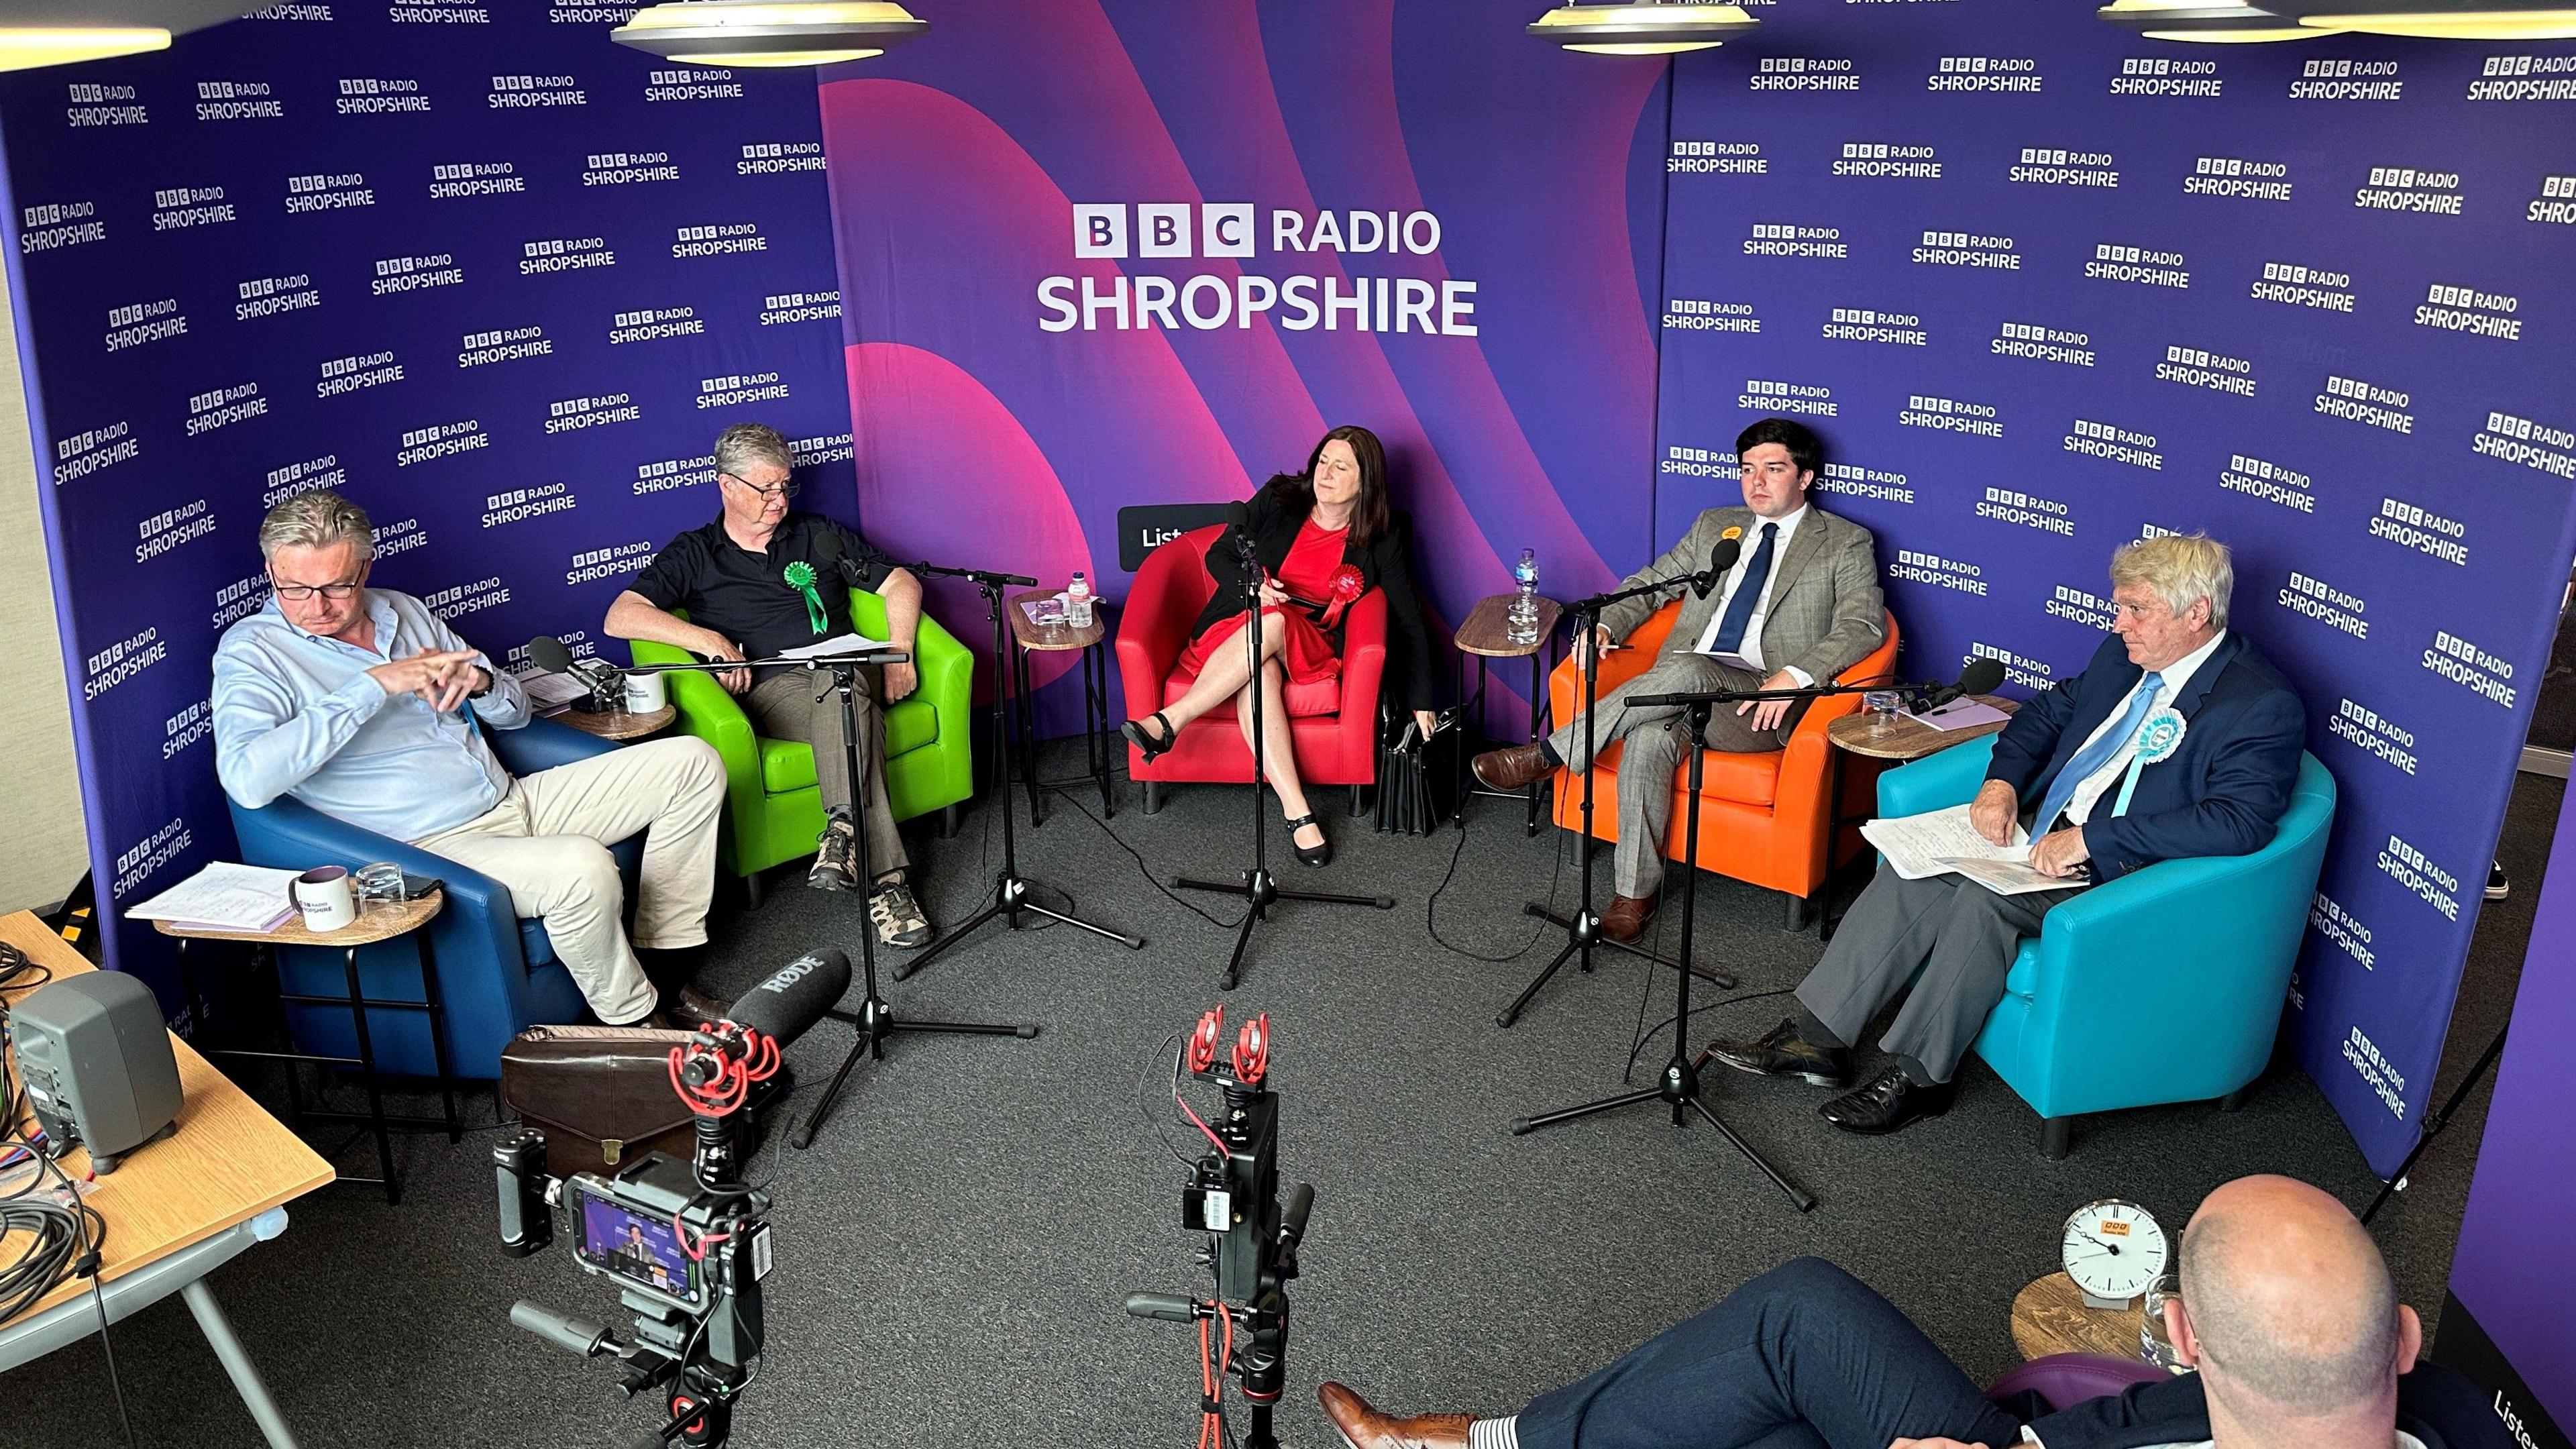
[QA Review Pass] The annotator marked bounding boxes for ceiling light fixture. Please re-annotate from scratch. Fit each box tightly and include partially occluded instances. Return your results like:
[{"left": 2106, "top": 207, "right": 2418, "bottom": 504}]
[
  {"left": 1527, "top": 1, "right": 1759, "bottom": 55},
  {"left": 2257, "top": 0, "right": 2576, "bottom": 36},
  {"left": 611, "top": 1, "right": 928, "bottom": 68},
  {"left": 0, "top": 27, "right": 168, "bottom": 72},
  {"left": 2096, "top": 0, "right": 2340, "bottom": 40}
]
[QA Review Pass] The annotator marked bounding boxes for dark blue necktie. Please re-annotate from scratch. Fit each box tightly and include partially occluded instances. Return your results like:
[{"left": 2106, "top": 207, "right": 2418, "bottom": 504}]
[
  {"left": 1711, "top": 522, "right": 1777, "bottom": 654},
  {"left": 2032, "top": 671, "right": 2165, "bottom": 832}
]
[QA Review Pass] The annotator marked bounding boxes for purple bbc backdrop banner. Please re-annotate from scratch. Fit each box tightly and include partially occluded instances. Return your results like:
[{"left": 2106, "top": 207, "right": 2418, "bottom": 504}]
[
  {"left": 813, "top": 0, "right": 1669, "bottom": 725},
  {"left": 2436, "top": 784, "right": 2576, "bottom": 1449},
  {"left": 1656, "top": 1, "right": 2576, "bottom": 1177},
  {"left": 0, "top": 6, "right": 853, "bottom": 1016}
]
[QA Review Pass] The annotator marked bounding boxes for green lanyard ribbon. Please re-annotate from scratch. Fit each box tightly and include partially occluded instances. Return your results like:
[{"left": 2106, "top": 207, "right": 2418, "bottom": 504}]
[{"left": 782, "top": 560, "right": 828, "bottom": 635}]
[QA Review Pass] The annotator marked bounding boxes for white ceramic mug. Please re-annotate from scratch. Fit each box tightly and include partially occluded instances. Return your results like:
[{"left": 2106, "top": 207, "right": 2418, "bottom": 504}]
[
  {"left": 293, "top": 865, "right": 358, "bottom": 932},
  {"left": 622, "top": 670, "right": 667, "bottom": 712}
]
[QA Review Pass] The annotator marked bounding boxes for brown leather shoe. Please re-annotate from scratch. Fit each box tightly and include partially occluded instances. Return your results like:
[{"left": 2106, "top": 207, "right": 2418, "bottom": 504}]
[
  {"left": 1600, "top": 891, "right": 1658, "bottom": 942},
  {"left": 1317, "top": 1383, "right": 1474, "bottom": 1449},
  {"left": 1472, "top": 743, "right": 1553, "bottom": 792}
]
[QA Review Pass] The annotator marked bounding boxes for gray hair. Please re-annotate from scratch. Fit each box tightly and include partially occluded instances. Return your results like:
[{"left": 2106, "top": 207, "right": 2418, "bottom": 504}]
[
  {"left": 713, "top": 422, "right": 795, "bottom": 480},
  {"left": 258, "top": 488, "right": 374, "bottom": 565},
  {"left": 2110, "top": 531, "right": 2233, "bottom": 629}
]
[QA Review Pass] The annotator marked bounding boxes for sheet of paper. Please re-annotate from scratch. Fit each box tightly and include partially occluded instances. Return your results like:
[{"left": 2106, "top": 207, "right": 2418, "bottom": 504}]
[
  {"left": 1907, "top": 698, "right": 2010, "bottom": 731},
  {"left": 1937, "top": 855, "right": 2074, "bottom": 897},
  {"left": 1690, "top": 647, "right": 1756, "bottom": 672},
  {"left": 1859, "top": 804, "right": 2027, "bottom": 881},
  {"left": 126, "top": 861, "right": 307, "bottom": 930},
  {"left": 777, "top": 632, "right": 896, "bottom": 661},
  {"left": 512, "top": 667, "right": 590, "bottom": 708}
]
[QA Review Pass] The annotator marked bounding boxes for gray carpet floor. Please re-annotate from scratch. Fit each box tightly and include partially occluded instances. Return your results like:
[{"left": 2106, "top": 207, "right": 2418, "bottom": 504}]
[{"left": 5, "top": 737, "right": 2551, "bottom": 1449}]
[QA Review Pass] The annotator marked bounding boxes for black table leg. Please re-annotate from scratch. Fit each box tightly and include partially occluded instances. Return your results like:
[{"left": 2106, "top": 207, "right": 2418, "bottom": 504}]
[
  {"left": 413, "top": 930, "right": 459, "bottom": 1142},
  {"left": 1527, "top": 648, "right": 1548, "bottom": 836},
  {"left": 1015, "top": 643, "right": 1045, "bottom": 827},
  {"left": 1089, "top": 640, "right": 1113, "bottom": 816},
  {"left": 339, "top": 945, "right": 398, "bottom": 1205}
]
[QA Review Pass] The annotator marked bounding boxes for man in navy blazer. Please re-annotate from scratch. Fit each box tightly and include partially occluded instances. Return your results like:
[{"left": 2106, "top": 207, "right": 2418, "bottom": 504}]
[{"left": 1709, "top": 533, "right": 2306, "bottom": 1135}]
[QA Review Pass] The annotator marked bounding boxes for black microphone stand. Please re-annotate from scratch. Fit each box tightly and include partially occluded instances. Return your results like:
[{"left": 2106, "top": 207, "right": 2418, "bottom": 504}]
[
  {"left": 1172, "top": 524, "right": 1394, "bottom": 990},
  {"left": 1511, "top": 684, "right": 1817, "bottom": 1213},
  {"left": 896, "top": 561, "right": 1144, "bottom": 982},
  {"left": 1497, "top": 573, "right": 1737, "bottom": 1028}
]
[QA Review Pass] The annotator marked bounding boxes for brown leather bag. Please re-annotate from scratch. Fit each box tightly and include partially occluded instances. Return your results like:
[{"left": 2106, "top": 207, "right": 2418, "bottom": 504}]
[{"left": 500, "top": 1024, "right": 705, "bottom": 1179}]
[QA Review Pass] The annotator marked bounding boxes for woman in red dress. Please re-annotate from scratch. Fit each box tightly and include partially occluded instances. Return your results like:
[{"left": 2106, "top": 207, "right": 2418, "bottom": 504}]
[{"left": 1124, "top": 427, "right": 1440, "bottom": 867}]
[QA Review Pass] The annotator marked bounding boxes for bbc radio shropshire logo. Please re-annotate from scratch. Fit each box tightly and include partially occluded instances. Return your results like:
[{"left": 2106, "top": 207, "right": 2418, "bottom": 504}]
[
  {"left": 137, "top": 499, "right": 216, "bottom": 565},
  {"left": 1666, "top": 299, "right": 1760, "bottom": 333},
  {"left": 1815, "top": 461, "right": 1913, "bottom": 505},
  {"left": 336, "top": 76, "right": 429, "bottom": 115},
  {"left": 1750, "top": 56, "right": 1859, "bottom": 91},
  {"left": 2471, "top": 52, "right": 2576, "bottom": 101},
  {"left": 1928, "top": 56, "right": 2040, "bottom": 93},
  {"left": 2476, "top": 411, "right": 2576, "bottom": 479},
  {"left": 1900, "top": 394, "right": 2001, "bottom": 439},
  {"left": 66, "top": 81, "right": 147, "bottom": 128},
  {"left": 106, "top": 298, "right": 185, "bottom": 352},
  {"left": 1043, "top": 203, "right": 1479, "bottom": 336},
  {"left": 1890, "top": 551, "right": 1988, "bottom": 598},
  {"left": 153, "top": 186, "right": 233, "bottom": 231},
  {"left": 1834, "top": 142, "right": 1939, "bottom": 179},
  {"left": 2010, "top": 147, "right": 2118, "bottom": 189},
  {"left": 1823, "top": 307, "right": 1924, "bottom": 346},
  {"left": 1743, "top": 222, "right": 1847, "bottom": 259},
  {"left": 2086, "top": 244, "right": 2187, "bottom": 290},
  {"left": 2292, "top": 57, "right": 2402, "bottom": 101},
  {"left": 2276, "top": 570, "right": 2369, "bottom": 641},
  {"left": 2186, "top": 156, "right": 2291, "bottom": 202},
  {"left": 2112, "top": 56, "right": 2220, "bottom": 97},
  {"left": 1915, "top": 230, "right": 2016, "bottom": 269},
  {"left": 1670, "top": 140, "right": 1764, "bottom": 174},
  {"left": 2416, "top": 283, "right": 2522, "bottom": 340},
  {"left": 2220, "top": 453, "right": 2312, "bottom": 513},
  {"left": 2355, "top": 165, "right": 2463, "bottom": 216},
  {"left": 2159, "top": 345, "right": 2256, "bottom": 399}
]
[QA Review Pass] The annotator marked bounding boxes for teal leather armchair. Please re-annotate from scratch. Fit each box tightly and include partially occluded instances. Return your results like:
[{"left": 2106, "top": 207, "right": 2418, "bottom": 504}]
[{"left": 1876, "top": 735, "right": 2337, "bottom": 1157}]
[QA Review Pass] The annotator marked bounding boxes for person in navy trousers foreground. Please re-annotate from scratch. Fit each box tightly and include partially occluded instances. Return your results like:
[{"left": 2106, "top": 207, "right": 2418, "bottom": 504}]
[{"left": 1708, "top": 531, "right": 2306, "bottom": 1136}]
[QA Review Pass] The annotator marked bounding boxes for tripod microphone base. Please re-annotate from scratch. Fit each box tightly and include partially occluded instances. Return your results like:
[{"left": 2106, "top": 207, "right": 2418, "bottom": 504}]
[
  {"left": 895, "top": 873, "right": 1144, "bottom": 982},
  {"left": 1512, "top": 1056, "right": 1815, "bottom": 1212},
  {"left": 1173, "top": 869, "right": 1393, "bottom": 991},
  {"left": 790, "top": 992, "right": 1038, "bottom": 1150},
  {"left": 1498, "top": 903, "right": 1738, "bottom": 1027}
]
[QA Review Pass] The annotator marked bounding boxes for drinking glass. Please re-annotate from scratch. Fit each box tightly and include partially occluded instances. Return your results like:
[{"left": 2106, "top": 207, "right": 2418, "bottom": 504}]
[
  {"left": 1862, "top": 689, "right": 1904, "bottom": 736},
  {"left": 354, "top": 861, "right": 407, "bottom": 904},
  {"left": 2141, "top": 1273, "right": 2189, "bottom": 1372}
]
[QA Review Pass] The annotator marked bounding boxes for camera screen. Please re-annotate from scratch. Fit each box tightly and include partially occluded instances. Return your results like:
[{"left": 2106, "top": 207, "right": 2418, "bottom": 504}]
[{"left": 570, "top": 1183, "right": 705, "bottom": 1309}]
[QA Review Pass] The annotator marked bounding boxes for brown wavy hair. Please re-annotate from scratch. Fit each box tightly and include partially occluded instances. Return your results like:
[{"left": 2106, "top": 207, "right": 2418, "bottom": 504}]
[{"left": 1267, "top": 424, "right": 1391, "bottom": 546}]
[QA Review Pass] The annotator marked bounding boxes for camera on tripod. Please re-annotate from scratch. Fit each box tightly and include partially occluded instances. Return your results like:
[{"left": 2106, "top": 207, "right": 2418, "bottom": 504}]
[
  {"left": 494, "top": 949, "right": 851, "bottom": 1449},
  {"left": 1128, "top": 1006, "right": 1316, "bottom": 1449}
]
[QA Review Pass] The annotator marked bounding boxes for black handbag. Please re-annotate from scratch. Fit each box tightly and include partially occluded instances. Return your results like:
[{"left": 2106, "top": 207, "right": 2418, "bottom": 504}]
[{"left": 1375, "top": 704, "right": 1466, "bottom": 835}]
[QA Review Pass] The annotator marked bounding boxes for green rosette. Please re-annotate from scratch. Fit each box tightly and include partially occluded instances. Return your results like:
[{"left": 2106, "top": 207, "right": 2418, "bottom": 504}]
[{"left": 782, "top": 560, "right": 828, "bottom": 635}]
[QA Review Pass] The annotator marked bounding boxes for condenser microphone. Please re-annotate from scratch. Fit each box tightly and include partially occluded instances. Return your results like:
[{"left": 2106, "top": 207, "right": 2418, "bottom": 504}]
[
  {"left": 1919, "top": 657, "right": 2009, "bottom": 708},
  {"left": 1691, "top": 536, "right": 1744, "bottom": 599},
  {"left": 721, "top": 948, "right": 852, "bottom": 1050},
  {"left": 526, "top": 634, "right": 627, "bottom": 708}
]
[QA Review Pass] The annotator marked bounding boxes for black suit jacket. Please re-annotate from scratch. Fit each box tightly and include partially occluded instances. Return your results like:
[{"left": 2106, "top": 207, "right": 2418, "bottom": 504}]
[
  {"left": 2017, "top": 1357, "right": 2503, "bottom": 1449},
  {"left": 1984, "top": 631, "right": 2305, "bottom": 884},
  {"left": 1189, "top": 478, "right": 1438, "bottom": 711}
]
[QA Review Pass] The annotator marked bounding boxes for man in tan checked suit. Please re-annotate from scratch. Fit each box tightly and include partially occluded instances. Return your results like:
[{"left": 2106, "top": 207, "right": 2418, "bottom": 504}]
[{"left": 1474, "top": 419, "right": 1886, "bottom": 941}]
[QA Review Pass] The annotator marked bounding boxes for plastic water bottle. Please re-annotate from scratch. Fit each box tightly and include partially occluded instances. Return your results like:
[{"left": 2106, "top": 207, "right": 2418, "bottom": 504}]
[
  {"left": 1507, "top": 549, "right": 1540, "bottom": 644},
  {"left": 1065, "top": 572, "right": 1094, "bottom": 628}
]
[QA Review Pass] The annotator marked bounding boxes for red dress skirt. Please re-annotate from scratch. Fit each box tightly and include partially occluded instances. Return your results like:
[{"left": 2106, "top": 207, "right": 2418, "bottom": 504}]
[{"left": 1175, "top": 517, "right": 1348, "bottom": 687}]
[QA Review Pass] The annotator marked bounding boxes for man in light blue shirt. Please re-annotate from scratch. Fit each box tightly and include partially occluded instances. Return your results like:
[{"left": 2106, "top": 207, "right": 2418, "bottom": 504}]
[{"left": 213, "top": 490, "right": 728, "bottom": 1026}]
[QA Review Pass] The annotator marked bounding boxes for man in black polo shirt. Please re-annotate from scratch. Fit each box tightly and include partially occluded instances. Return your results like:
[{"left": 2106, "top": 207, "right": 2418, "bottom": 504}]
[{"left": 604, "top": 423, "right": 934, "bottom": 947}]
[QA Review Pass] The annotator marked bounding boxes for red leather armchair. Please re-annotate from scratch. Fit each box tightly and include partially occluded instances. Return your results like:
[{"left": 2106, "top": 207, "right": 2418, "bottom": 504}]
[{"left": 1116, "top": 525, "right": 1388, "bottom": 812}]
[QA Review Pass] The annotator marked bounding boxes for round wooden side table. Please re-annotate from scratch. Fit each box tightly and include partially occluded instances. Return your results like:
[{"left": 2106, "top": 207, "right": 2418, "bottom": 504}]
[
  {"left": 1455, "top": 592, "right": 1563, "bottom": 836},
  {"left": 1007, "top": 588, "right": 1112, "bottom": 824},
  {"left": 2010, "top": 1271, "right": 2154, "bottom": 1363},
  {"left": 157, "top": 889, "right": 449, "bottom": 1205},
  {"left": 1815, "top": 694, "right": 2021, "bottom": 938},
  {"left": 556, "top": 704, "right": 677, "bottom": 742}
]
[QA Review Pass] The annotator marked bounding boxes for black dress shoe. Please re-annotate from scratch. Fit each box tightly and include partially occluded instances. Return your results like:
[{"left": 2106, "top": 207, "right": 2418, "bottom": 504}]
[
  {"left": 1820, "top": 1066, "right": 1957, "bottom": 1135},
  {"left": 1706, "top": 1018, "right": 1850, "bottom": 1087}
]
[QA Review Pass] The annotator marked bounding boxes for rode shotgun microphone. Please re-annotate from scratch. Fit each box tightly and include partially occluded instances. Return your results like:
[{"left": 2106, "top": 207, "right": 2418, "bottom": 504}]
[
  {"left": 1691, "top": 535, "right": 1744, "bottom": 599},
  {"left": 721, "top": 949, "right": 852, "bottom": 1051}
]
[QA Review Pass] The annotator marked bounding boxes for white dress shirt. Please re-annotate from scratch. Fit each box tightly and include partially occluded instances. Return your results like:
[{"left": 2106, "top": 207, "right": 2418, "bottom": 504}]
[
  {"left": 1686, "top": 504, "right": 1813, "bottom": 685},
  {"left": 2056, "top": 629, "right": 2227, "bottom": 828}
]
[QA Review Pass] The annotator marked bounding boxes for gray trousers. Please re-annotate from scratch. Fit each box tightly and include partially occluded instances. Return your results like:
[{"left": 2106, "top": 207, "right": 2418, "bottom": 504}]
[
  {"left": 744, "top": 667, "right": 907, "bottom": 880},
  {"left": 1794, "top": 859, "right": 2085, "bottom": 1083},
  {"left": 1548, "top": 651, "right": 1799, "bottom": 898}
]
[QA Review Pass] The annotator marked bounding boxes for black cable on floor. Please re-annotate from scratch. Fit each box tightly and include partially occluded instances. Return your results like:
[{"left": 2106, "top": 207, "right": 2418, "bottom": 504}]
[
  {"left": 1424, "top": 800, "right": 1568, "bottom": 964},
  {"left": 1625, "top": 987, "right": 1798, "bottom": 1078},
  {"left": 1055, "top": 790, "right": 1251, "bottom": 932}
]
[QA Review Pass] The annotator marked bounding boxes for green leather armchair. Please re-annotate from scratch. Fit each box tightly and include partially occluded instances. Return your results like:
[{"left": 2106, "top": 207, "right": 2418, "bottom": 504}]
[{"left": 629, "top": 589, "right": 974, "bottom": 901}]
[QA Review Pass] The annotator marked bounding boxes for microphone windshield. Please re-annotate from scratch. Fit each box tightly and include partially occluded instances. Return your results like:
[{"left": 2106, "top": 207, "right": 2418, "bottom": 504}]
[
  {"left": 1708, "top": 536, "right": 1743, "bottom": 573},
  {"left": 525, "top": 635, "right": 575, "bottom": 674},
  {"left": 722, "top": 949, "right": 851, "bottom": 1050},
  {"left": 1222, "top": 500, "right": 1251, "bottom": 531},
  {"left": 1955, "top": 657, "right": 2007, "bottom": 696}
]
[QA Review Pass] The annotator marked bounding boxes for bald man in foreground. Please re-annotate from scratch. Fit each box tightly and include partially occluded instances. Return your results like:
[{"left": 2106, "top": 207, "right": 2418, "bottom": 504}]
[{"left": 1322, "top": 1175, "right": 2493, "bottom": 1449}]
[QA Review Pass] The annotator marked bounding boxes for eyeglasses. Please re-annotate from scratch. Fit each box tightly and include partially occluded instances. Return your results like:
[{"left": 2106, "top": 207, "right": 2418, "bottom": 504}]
[
  {"left": 272, "top": 579, "right": 362, "bottom": 602},
  {"left": 721, "top": 472, "right": 799, "bottom": 500}
]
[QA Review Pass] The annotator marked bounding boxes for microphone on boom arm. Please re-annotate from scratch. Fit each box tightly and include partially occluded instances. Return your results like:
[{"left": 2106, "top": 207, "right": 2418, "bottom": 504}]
[
  {"left": 1919, "top": 656, "right": 2008, "bottom": 709},
  {"left": 1689, "top": 535, "right": 1743, "bottom": 600},
  {"left": 525, "top": 633, "right": 627, "bottom": 710}
]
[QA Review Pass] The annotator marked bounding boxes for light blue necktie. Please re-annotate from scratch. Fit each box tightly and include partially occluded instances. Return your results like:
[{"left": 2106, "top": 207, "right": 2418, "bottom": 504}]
[
  {"left": 1711, "top": 522, "right": 1777, "bottom": 654},
  {"left": 2031, "top": 671, "right": 2163, "bottom": 833}
]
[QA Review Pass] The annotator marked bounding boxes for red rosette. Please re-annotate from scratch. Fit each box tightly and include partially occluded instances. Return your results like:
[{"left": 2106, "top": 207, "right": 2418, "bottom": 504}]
[{"left": 1320, "top": 564, "right": 1366, "bottom": 628}]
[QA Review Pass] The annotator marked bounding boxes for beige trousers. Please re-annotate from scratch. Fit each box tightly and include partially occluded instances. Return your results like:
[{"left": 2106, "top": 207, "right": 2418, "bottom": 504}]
[{"left": 414, "top": 736, "right": 725, "bottom": 1025}]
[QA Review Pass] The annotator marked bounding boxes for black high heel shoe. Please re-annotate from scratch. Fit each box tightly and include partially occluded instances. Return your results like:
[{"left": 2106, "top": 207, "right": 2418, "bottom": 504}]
[
  {"left": 1122, "top": 711, "right": 1177, "bottom": 761},
  {"left": 1285, "top": 813, "right": 1331, "bottom": 868}
]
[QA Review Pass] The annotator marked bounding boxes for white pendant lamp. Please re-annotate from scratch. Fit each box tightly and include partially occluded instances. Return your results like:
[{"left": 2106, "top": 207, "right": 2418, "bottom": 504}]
[
  {"left": 0, "top": 27, "right": 168, "bottom": 72},
  {"left": 612, "top": 1, "right": 928, "bottom": 68},
  {"left": 1528, "top": 1, "right": 1759, "bottom": 55},
  {"left": 2096, "top": 0, "right": 2339, "bottom": 40},
  {"left": 2255, "top": 0, "right": 2576, "bottom": 36}
]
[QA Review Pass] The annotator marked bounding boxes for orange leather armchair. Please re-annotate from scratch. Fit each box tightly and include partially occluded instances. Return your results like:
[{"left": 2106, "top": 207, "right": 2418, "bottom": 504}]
[{"left": 1547, "top": 602, "right": 1900, "bottom": 926}]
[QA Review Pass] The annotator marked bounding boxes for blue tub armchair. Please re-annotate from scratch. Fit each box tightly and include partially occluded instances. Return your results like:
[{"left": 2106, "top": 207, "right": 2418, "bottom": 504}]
[
  {"left": 1876, "top": 735, "right": 2337, "bottom": 1157},
  {"left": 226, "top": 716, "right": 643, "bottom": 1080}
]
